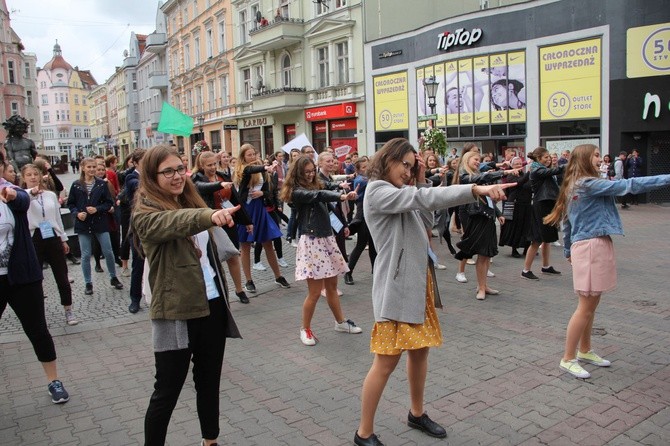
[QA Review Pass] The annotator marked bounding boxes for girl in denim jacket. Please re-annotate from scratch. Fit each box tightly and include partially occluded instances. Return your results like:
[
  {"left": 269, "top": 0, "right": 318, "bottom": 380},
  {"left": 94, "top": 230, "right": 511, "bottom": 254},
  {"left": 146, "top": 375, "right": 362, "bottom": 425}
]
[{"left": 545, "top": 144, "right": 670, "bottom": 379}]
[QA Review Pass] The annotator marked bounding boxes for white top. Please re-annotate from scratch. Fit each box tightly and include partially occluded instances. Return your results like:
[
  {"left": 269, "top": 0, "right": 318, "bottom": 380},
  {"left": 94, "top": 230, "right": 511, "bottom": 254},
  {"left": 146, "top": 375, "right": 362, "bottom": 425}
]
[
  {"left": 0, "top": 200, "right": 15, "bottom": 275},
  {"left": 25, "top": 189, "right": 68, "bottom": 242}
]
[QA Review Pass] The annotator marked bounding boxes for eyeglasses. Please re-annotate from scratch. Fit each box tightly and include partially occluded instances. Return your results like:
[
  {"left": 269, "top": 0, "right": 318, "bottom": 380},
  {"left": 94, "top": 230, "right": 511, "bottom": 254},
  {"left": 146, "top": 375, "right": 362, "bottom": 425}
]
[
  {"left": 158, "top": 165, "right": 187, "bottom": 178},
  {"left": 304, "top": 169, "right": 316, "bottom": 175},
  {"left": 401, "top": 161, "right": 414, "bottom": 172}
]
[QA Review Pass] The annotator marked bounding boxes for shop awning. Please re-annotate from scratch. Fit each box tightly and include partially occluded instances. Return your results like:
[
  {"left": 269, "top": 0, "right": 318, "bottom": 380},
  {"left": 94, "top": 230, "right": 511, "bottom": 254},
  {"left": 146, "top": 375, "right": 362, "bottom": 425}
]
[{"left": 37, "top": 150, "right": 68, "bottom": 157}]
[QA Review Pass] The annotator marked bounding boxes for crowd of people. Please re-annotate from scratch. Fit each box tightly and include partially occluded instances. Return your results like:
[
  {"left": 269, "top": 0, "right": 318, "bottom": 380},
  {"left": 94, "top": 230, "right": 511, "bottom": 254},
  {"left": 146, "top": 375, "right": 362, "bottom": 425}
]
[{"left": 1, "top": 138, "right": 669, "bottom": 446}]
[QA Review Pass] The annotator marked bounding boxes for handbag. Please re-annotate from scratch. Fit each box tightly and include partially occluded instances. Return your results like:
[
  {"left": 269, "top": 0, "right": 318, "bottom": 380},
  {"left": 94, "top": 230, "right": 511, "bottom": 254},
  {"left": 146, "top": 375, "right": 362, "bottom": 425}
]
[
  {"left": 502, "top": 201, "right": 515, "bottom": 220},
  {"left": 209, "top": 226, "right": 240, "bottom": 261}
]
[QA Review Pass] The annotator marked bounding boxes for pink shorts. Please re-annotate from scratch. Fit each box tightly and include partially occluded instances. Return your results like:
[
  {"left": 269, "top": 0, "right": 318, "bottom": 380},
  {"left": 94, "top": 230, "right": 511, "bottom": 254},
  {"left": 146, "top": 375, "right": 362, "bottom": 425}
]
[{"left": 570, "top": 236, "right": 616, "bottom": 296}]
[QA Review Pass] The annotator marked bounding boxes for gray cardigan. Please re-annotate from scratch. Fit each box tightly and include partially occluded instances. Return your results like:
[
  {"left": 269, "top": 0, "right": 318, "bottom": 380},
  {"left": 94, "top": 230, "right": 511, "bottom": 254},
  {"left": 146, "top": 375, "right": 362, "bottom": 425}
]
[{"left": 364, "top": 180, "right": 476, "bottom": 324}]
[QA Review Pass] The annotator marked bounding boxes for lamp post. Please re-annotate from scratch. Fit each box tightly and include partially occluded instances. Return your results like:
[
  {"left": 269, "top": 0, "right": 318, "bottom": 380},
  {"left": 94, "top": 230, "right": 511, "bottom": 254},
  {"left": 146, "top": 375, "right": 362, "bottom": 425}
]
[
  {"left": 198, "top": 116, "right": 205, "bottom": 142},
  {"left": 423, "top": 76, "right": 439, "bottom": 128}
]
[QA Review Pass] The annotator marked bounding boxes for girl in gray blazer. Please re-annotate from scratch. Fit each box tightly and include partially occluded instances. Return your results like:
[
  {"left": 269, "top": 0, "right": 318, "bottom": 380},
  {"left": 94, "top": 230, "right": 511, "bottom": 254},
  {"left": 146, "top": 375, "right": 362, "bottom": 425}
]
[{"left": 354, "top": 138, "right": 515, "bottom": 446}]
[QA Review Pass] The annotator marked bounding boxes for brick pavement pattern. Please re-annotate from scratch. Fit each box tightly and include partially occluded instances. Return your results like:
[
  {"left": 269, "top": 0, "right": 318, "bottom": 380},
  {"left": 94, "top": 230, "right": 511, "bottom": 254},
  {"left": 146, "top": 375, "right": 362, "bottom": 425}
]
[{"left": 1, "top": 200, "right": 669, "bottom": 445}]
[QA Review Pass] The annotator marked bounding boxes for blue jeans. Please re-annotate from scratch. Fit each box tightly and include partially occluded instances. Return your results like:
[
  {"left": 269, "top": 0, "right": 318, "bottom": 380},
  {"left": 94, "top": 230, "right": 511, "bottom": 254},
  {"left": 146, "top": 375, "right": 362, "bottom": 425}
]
[{"left": 78, "top": 232, "right": 117, "bottom": 284}]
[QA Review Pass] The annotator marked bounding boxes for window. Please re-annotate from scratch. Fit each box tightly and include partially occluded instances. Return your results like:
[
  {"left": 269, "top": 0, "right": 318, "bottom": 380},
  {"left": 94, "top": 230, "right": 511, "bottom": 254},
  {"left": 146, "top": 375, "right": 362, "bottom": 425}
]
[
  {"left": 316, "top": 0, "right": 329, "bottom": 15},
  {"left": 218, "top": 19, "right": 226, "bottom": 53},
  {"left": 74, "top": 128, "right": 82, "bottom": 138},
  {"left": 41, "top": 94, "right": 48, "bottom": 105},
  {"left": 317, "top": 46, "right": 329, "bottom": 88},
  {"left": 65, "top": 93, "right": 69, "bottom": 103},
  {"left": 282, "top": 54, "right": 292, "bottom": 87},
  {"left": 184, "top": 43, "right": 191, "bottom": 69},
  {"left": 183, "top": 6, "right": 189, "bottom": 25},
  {"left": 336, "top": 41, "right": 349, "bottom": 84},
  {"left": 42, "top": 128, "right": 54, "bottom": 139},
  {"left": 7, "top": 60, "right": 15, "bottom": 84},
  {"left": 251, "top": 3, "right": 260, "bottom": 30},
  {"left": 10, "top": 102, "right": 19, "bottom": 115},
  {"left": 82, "top": 97, "right": 87, "bottom": 105},
  {"left": 207, "top": 80, "right": 215, "bottom": 109},
  {"left": 206, "top": 28, "right": 213, "bottom": 59},
  {"left": 59, "top": 129, "right": 69, "bottom": 138},
  {"left": 239, "top": 10, "right": 248, "bottom": 44},
  {"left": 84, "top": 128, "right": 91, "bottom": 138},
  {"left": 172, "top": 50, "right": 180, "bottom": 75},
  {"left": 254, "top": 65, "right": 264, "bottom": 91},
  {"left": 83, "top": 111, "right": 87, "bottom": 121},
  {"left": 219, "top": 74, "right": 229, "bottom": 106},
  {"left": 43, "top": 111, "right": 49, "bottom": 122},
  {"left": 74, "top": 94, "right": 79, "bottom": 105},
  {"left": 60, "top": 93, "right": 65, "bottom": 103},
  {"left": 193, "top": 0, "right": 198, "bottom": 16},
  {"left": 24, "top": 62, "right": 31, "bottom": 79},
  {"left": 40, "top": 81, "right": 46, "bottom": 88},
  {"left": 194, "top": 36, "right": 201, "bottom": 65},
  {"left": 186, "top": 90, "right": 193, "bottom": 115},
  {"left": 279, "top": 0, "right": 289, "bottom": 18},
  {"left": 76, "top": 111, "right": 81, "bottom": 122},
  {"left": 132, "top": 73, "right": 137, "bottom": 90},
  {"left": 242, "top": 68, "right": 251, "bottom": 101},
  {"left": 56, "top": 110, "right": 61, "bottom": 121},
  {"left": 54, "top": 93, "right": 58, "bottom": 103},
  {"left": 27, "top": 91, "right": 33, "bottom": 106},
  {"left": 335, "top": 0, "right": 346, "bottom": 7},
  {"left": 196, "top": 85, "right": 203, "bottom": 114},
  {"left": 66, "top": 110, "right": 70, "bottom": 120}
]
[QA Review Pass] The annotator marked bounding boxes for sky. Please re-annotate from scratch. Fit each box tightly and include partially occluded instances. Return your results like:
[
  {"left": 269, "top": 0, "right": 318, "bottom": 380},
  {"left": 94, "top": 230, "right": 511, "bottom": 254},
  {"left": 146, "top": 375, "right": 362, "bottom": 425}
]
[{"left": 7, "top": 0, "right": 160, "bottom": 84}]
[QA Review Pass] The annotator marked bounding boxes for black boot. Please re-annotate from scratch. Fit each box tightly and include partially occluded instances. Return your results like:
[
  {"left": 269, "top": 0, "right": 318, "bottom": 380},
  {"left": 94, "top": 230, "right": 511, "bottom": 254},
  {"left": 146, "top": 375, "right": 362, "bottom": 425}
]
[{"left": 344, "top": 272, "right": 354, "bottom": 285}]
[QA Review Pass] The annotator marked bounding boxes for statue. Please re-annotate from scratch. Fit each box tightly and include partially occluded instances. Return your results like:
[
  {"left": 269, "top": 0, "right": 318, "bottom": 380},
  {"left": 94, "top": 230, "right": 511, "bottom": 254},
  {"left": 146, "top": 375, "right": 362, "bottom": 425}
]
[{"left": 3, "top": 115, "right": 37, "bottom": 171}]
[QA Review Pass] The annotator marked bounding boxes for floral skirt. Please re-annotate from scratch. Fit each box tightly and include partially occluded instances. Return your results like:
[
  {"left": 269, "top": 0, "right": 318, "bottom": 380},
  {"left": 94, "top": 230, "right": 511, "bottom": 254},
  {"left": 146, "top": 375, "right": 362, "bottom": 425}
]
[
  {"left": 295, "top": 234, "right": 349, "bottom": 281},
  {"left": 370, "top": 269, "right": 442, "bottom": 355}
]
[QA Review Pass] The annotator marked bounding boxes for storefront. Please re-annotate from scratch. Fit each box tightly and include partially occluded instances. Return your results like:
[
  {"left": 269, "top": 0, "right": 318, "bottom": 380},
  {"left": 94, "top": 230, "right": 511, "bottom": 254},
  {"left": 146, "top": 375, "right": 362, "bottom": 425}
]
[
  {"left": 365, "top": 0, "right": 670, "bottom": 165},
  {"left": 237, "top": 115, "right": 274, "bottom": 158},
  {"left": 304, "top": 102, "right": 358, "bottom": 159}
]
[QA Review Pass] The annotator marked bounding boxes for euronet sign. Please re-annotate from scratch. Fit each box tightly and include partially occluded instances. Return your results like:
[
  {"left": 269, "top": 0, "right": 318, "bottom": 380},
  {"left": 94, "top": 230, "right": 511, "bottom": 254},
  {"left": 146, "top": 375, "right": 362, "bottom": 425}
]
[{"left": 437, "top": 28, "right": 483, "bottom": 51}]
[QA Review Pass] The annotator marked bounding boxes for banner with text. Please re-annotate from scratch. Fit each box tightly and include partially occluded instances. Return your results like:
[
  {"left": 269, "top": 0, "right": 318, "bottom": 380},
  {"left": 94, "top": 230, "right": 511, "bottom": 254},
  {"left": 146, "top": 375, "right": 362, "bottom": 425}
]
[
  {"left": 374, "top": 71, "right": 409, "bottom": 131},
  {"left": 540, "top": 38, "right": 601, "bottom": 121}
]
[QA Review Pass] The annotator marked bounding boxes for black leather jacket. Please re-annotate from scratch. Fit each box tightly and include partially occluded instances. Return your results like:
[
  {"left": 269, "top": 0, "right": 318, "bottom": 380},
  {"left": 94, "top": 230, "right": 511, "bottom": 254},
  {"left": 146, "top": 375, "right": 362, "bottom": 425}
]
[
  {"left": 191, "top": 171, "right": 252, "bottom": 226},
  {"left": 291, "top": 187, "right": 343, "bottom": 237},
  {"left": 530, "top": 165, "right": 564, "bottom": 202}
]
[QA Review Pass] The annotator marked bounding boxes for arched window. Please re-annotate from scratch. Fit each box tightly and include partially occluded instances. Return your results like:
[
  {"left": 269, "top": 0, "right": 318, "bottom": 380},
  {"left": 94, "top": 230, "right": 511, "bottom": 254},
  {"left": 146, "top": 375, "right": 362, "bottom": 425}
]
[{"left": 282, "top": 54, "right": 292, "bottom": 88}]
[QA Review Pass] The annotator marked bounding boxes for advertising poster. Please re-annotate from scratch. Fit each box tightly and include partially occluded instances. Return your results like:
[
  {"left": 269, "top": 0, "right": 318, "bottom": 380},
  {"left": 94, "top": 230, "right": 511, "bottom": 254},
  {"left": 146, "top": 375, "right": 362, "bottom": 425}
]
[
  {"left": 472, "top": 56, "right": 490, "bottom": 125},
  {"left": 433, "top": 63, "right": 447, "bottom": 127},
  {"left": 445, "top": 60, "right": 459, "bottom": 126},
  {"left": 489, "top": 53, "right": 508, "bottom": 124},
  {"left": 373, "top": 71, "right": 409, "bottom": 131},
  {"left": 416, "top": 67, "right": 427, "bottom": 129},
  {"left": 457, "top": 58, "right": 474, "bottom": 126},
  {"left": 507, "top": 51, "right": 526, "bottom": 122},
  {"left": 627, "top": 22, "right": 670, "bottom": 78},
  {"left": 540, "top": 38, "right": 601, "bottom": 121}
]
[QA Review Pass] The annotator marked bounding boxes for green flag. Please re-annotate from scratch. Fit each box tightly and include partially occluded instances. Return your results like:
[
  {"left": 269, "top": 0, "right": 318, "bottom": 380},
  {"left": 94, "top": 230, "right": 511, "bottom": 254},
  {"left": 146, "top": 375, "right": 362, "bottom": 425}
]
[{"left": 157, "top": 102, "right": 194, "bottom": 136}]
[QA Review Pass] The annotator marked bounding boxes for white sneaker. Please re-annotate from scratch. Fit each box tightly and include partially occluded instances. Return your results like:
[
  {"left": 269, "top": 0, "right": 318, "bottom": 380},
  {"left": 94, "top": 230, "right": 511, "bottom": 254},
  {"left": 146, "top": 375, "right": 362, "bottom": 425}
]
[
  {"left": 455, "top": 273, "right": 468, "bottom": 283},
  {"left": 121, "top": 268, "right": 131, "bottom": 277},
  {"left": 65, "top": 309, "right": 78, "bottom": 326},
  {"left": 487, "top": 270, "right": 495, "bottom": 278},
  {"left": 277, "top": 257, "right": 289, "bottom": 267},
  {"left": 335, "top": 319, "right": 363, "bottom": 334},
  {"left": 466, "top": 259, "right": 476, "bottom": 265},
  {"left": 559, "top": 359, "right": 591, "bottom": 378},
  {"left": 435, "top": 263, "right": 447, "bottom": 270},
  {"left": 300, "top": 328, "right": 317, "bottom": 346},
  {"left": 321, "top": 289, "right": 343, "bottom": 297},
  {"left": 291, "top": 241, "right": 298, "bottom": 248},
  {"left": 252, "top": 262, "right": 267, "bottom": 271},
  {"left": 552, "top": 241, "right": 562, "bottom": 247}
]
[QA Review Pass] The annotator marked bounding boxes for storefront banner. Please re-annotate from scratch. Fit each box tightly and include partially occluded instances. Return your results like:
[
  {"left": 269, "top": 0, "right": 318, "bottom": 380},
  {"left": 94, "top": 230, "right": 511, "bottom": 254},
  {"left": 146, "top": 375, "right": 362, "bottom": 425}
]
[
  {"left": 473, "top": 56, "right": 490, "bottom": 124},
  {"left": 458, "top": 58, "right": 474, "bottom": 125},
  {"left": 373, "top": 71, "right": 409, "bottom": 131},
  {"left": 305, "top": 103, "right": 356, "bottom": 121},
  {"left": 627, "top": 22, "right": 670, "bottom": 78},
  {"left": 507, "top": 51, "right": 527, "bottom": 123},
  {"left": 434, "top": 63, "right": 447, "bottom": 127},
  {"left": 416, "top": 67, "right": 427, "bottom": 129},
  {"left": 444, "top": 61, "right": 459, "bottom": 126},
  {"left": 540, "top": 38, "right": 601, "bottom": 121},
  {"left": 489, "top": 53, "right": 508, "bottom": 123}
]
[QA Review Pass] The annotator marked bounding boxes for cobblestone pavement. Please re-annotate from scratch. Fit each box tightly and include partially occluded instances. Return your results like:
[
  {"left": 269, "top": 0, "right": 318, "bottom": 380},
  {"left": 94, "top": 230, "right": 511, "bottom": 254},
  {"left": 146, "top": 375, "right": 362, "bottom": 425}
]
[{"left": 1, "top": 181, "right": 669, "bottom": 445}]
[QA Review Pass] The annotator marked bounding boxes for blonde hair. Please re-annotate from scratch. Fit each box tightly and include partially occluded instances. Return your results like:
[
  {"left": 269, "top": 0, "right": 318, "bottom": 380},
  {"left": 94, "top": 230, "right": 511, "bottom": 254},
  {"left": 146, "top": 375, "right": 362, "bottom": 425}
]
[
  {"left": 452, "top": 151, "right": 480, "bottom": 184},
  {"left": 234, "top": 144, "right": 262, "bottom": 189},
  {"left": 544, "top": 144, "right": 600, "bottom": 226}
]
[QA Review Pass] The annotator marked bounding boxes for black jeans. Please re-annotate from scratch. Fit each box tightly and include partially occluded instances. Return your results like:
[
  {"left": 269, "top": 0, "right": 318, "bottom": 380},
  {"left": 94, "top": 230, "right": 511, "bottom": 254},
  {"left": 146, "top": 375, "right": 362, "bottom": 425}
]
[
  {"left": 33, "top": 230, "right": 72, "bottom": 306},
  {"left": 347, "top": 220, "right": 377, "bottom": 273},
  {"left": 129, "top": 236, "right": 144, "bottom": 305},
  {"left": 144, "top": 298, "right": 227, "bottom": 445},
  {"left": 0, "top": 276, "right": 56, "bottom": 362}
]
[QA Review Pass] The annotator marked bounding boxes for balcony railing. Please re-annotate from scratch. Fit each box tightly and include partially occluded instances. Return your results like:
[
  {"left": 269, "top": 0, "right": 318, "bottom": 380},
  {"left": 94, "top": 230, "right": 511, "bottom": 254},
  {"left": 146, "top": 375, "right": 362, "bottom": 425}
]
[
  {"left": 148, "top": 71, "right": 168, "bottom": 90},
  {"left": 252, "top": 86, "right": 307, "bottom": 111},
  {"left": 249, "top": 17, "right": 305, "bottom": 51}
]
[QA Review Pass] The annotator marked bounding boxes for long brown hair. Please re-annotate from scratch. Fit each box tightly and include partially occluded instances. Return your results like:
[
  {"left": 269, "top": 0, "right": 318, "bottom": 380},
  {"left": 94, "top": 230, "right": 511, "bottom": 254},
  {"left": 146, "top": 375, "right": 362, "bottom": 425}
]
[
  {"left": 367, "top": 138, "right": 418, "bottom": 182},
  {"left": 279, "top": 156, "right": 322, "bottom": 203},
  {"left": 544, "top": 144, "right": 600, "bottom": 226},
  {"left": 134, "top": 145, "right": 207, "bottom": 213},
  {"left": 234, "top": 144, "right": 263, "bottom": 189}
]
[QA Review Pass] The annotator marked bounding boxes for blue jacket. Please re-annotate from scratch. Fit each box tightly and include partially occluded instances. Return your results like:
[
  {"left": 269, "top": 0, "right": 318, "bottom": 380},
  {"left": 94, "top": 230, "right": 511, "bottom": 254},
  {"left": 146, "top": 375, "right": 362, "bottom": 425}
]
[
  {"left": 67, "top": 178, "right": 114, "bottom": 234},
  {"left": 3, "top": 187, "right": 43, "bottom": 285},
  {"left": 563, "top": 175, "right": 670, "bottom": 257}
]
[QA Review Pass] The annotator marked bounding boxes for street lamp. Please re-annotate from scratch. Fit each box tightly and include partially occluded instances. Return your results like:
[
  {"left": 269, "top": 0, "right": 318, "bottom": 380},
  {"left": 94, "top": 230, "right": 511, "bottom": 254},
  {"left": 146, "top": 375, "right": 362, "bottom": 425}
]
[
  {"left": 198, "top": 116, "right": 205, "bottom": 141},
  {"left": 423, "top": 76, "right": 439, "bottom": 128}
]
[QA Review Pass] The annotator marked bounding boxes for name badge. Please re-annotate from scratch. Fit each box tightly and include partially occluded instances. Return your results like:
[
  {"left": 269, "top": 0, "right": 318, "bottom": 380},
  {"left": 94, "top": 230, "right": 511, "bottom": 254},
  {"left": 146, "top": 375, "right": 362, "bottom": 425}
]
[{"left": 39, "top": 221, "right": 56, "bottom": 239}]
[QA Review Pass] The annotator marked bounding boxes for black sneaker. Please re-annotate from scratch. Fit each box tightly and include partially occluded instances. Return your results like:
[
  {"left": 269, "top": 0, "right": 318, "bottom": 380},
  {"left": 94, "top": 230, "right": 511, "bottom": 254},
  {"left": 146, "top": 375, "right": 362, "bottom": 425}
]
[
  {"left": 354, "top": 431, "right": 384, "bottom": 446},
  {"left": 244, "top": 280, "right": 257, "bottom": 293},
  {"left": 110, "top": 277, "right": 124, "bottom": 290},
  {"left": 275, "top": 276, "right": 291, "bottom": 288},
  {"left": 344, "top": 272, "right": 354, "bottom": 285},
  {"left": 521, "top": 270, "right": 539, "bottom": 280},
  {"left": 67, "top": 253, "right": 81, "bottom": 265},
  {"left": 407, "top": 411, "right": 447, "bottom": 438},
  {"left": 84, "top": 283, "right": 93, "bottom": 295},
  {"left": 128, "top": 302, "right": 140, "bottom": 313},
  {"left": 95, "top": 264, "right": 104, "bottom": 273},
  {"left": 236, "top": 291, "right": 250, "bottom": 304},
  {"left": 541, "top": 266, "right": 561, "bottom": 275},
  {"left": 47, "top": 379, "right": 70, "bottom": 404}
]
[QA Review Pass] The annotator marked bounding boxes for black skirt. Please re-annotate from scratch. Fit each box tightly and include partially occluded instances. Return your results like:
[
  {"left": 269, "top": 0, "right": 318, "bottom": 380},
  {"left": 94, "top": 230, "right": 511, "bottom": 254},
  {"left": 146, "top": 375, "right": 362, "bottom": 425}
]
[
  {"left": 499, "top": 202, "right": 532, "bottom": 248},
  {"left": 529, "top": 200, "right": 558, "bottom": 243},
  {"left": 455, "top": 214, "right": 498, "bottom": 259}
]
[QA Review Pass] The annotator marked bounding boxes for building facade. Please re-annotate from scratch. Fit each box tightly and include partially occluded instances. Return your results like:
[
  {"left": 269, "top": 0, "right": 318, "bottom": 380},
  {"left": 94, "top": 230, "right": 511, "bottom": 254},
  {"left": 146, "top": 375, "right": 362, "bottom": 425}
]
[
  {"left": 231, "top": 0, "right": 366, "bottom": 158},
  {"left": 36, "top": 42, "right": 97, "bottom": 161},
  {"left": 89, "top": 84, "right": 110, "bottom": 156},
  {"left": 365, "top": 0, "right": 670, "bottom": 201}
]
